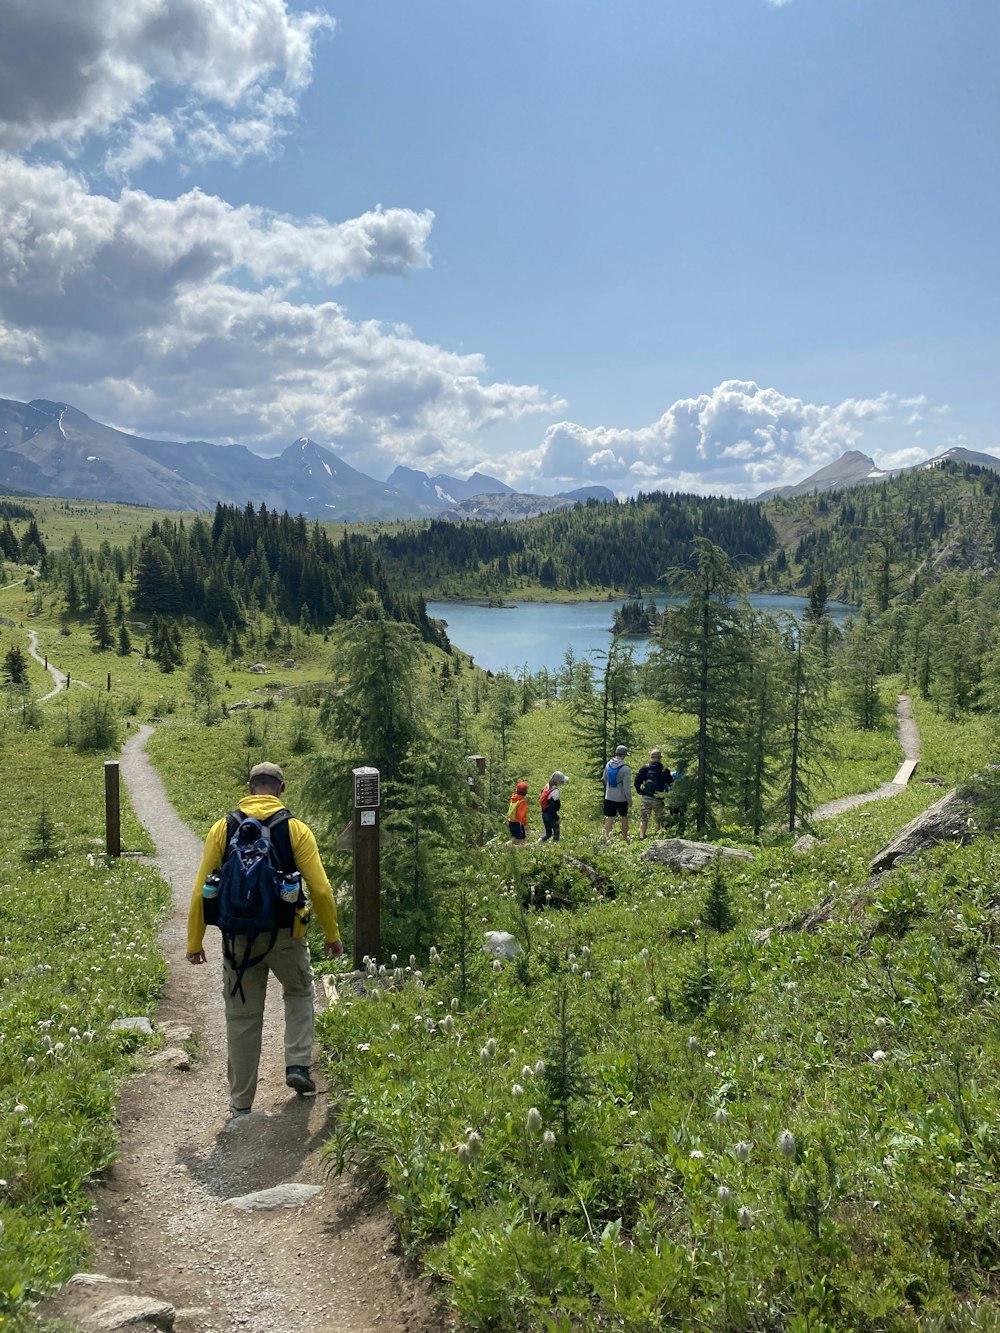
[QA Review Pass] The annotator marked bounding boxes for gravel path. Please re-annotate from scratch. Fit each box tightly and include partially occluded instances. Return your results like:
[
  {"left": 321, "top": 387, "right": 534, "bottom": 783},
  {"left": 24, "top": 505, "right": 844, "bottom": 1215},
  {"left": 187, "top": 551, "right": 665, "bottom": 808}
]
[
  {"left": 43, "top": 724, "right": 442, "bottom": 1333},
  {"left": 810, "top": 694, "right": 921, "bottom": 821}
]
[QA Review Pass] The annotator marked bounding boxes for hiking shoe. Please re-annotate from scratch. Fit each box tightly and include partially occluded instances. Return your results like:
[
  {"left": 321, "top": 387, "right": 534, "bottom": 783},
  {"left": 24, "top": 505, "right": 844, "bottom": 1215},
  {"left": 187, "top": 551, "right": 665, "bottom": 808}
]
[
  {"left": 285, "top": 1065, "right": 316, "bottom": 1095},
  {"left": 230, "top": 1106, "right": 252, "bottom": 1119}
]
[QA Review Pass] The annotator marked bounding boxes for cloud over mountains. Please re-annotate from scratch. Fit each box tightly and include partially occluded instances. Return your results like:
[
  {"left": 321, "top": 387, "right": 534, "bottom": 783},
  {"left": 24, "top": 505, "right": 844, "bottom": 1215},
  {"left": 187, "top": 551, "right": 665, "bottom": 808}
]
[
  {"left": 0, "top": 0, "right": 561, "bottom": 476},
  {"left": 0, "top": 0, "right": 964, "bottom": 496}
]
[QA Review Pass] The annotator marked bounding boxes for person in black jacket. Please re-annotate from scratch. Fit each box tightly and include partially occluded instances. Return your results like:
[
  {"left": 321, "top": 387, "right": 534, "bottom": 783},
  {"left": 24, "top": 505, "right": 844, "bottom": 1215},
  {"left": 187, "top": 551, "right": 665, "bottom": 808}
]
[{"left": 633, "top": 747, "right": 672, "bottom": 838}]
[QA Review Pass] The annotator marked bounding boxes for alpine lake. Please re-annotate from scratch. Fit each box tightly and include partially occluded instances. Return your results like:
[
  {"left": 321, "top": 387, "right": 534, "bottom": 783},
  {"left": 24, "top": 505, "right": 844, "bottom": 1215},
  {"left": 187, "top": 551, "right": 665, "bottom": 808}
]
[{"left": 426, "top": 593, "right": 857, "bottom": 675}]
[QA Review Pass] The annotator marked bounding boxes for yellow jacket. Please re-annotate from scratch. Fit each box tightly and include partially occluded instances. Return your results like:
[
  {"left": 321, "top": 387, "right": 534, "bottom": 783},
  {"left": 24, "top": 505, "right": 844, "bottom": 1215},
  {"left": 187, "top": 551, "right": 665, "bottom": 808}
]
[{"left": 187, "top": 795, "right": 341, "bottom": 954}]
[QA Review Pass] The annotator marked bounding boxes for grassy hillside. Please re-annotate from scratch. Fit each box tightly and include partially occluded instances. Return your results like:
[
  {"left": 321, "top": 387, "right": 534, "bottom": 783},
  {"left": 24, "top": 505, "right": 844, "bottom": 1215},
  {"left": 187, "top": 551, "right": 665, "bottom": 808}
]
[{"left": 3, "top": 506, "right": 1000, "bottom": 1329}]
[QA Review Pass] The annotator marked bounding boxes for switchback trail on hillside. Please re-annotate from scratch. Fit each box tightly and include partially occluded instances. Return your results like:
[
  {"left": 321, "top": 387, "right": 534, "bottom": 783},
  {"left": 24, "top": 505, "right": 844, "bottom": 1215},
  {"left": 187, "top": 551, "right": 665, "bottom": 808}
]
[{"left": 42, "top": 724, "right": 443, "bottom": 1333}]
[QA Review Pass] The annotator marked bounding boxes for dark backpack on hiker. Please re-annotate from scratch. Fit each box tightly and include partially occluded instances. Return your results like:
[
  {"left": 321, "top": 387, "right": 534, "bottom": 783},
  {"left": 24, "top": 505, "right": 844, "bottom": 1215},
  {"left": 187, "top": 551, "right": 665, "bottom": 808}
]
[{"left": 206, "top": 809, "right": 304, "bottom": 1001}]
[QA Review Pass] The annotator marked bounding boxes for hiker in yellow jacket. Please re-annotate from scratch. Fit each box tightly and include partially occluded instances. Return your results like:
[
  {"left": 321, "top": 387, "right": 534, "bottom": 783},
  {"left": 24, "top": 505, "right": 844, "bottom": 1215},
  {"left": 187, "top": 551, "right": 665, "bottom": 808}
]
[{"left": 186, "top": 761, "right": 343, "bottom": 1118}]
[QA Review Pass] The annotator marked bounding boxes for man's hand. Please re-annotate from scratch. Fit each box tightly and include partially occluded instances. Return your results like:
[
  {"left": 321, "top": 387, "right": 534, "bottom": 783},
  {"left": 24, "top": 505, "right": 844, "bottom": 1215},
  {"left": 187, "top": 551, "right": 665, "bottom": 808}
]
[
  {"left": 186, "top": 950, "right": 207, "bottom": 964},
  {"left": 324, "top": 939, "right": 345, "bottom": 960}
]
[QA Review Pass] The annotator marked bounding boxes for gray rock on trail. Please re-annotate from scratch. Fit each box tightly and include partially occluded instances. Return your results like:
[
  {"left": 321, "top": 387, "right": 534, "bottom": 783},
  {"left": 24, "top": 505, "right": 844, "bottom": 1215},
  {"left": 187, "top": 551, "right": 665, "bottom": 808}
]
[
  {"left": 224, "top": 1183, "right": 322, "bottom": 1211},
  {"left": 639, "top": 838, "right": 753, "bottom": 871},
  {"left": 869, "top": 787, "right": 976, "bottom": 873},
  {"left": 94, "top": 1294, "right": 176, "bottom": 1330}
]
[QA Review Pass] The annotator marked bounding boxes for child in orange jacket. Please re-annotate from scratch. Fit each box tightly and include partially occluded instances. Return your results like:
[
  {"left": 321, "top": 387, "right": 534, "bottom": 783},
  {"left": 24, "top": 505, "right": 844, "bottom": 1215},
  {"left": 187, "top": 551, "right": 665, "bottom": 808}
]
[{"left": 507, "top": 781, "right": 529, "bottom": 840}]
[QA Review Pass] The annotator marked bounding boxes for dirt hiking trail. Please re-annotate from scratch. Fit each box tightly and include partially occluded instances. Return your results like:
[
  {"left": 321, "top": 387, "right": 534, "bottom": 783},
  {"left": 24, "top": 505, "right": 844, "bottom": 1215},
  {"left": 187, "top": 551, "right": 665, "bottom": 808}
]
[
  {"left": 809, "top": 694, "right": 922, "bottom": 821},
  {"left": 41, "top": 724, "right": 444, "bottom": 1333}
]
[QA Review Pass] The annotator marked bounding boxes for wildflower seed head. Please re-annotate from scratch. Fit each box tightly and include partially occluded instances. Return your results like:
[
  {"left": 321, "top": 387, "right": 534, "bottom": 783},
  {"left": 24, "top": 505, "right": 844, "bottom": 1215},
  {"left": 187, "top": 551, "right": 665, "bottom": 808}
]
[
  {"left": 527, "top": 1107, "right": 543, "bottom": 1134},
  {"left": 738, "top": 1205, "right": 754, "bottom": 1229},
  {"left": 441, "top": 1014, "right": 454, "bottom": 1034},
  {"left": 457, "top": 1143, "right": 471, "bottom": 1166},
  {"left": 778, "top": 1129, "right": 796, "bottom": 1159},
  {"left": 714, "top": 1107, "right": 729, "bottom": 1125},
  {"left": 689, "top": 1149, "right": 704, "bottom": 1160},
  {"left": 687, "top": 1036, "right": 699, "bottom": 1052},
  {"left": 542, "top": 1129, "right": 556, "bottom": 1149},
  {"left": 451, "top": 997, "right": 459, "bottom": 1011},
  {"left": 717, "top": 1185, "right": 732, "bottom": 1205},
  {"left": 512, "top": 1083, "right": 524, "bottom": 1097},
  {"left": 522, "top": 1065, "right": 534, "bottom": 1081},
  {"left": 466, "top": 1130, "right": 483, "bottom": 1158},
  {"left": 485, "top": 1037, "right": 497, "bottom": 1057},
  {"left": 872, "top": 1049, "right": 887, "bottom": 1062},
  {"left": 534, "top": 1059, "right": 545, "bottom": 1076},
  {"left": 735, "top": 1140, "right": 752, "bottom": 1163}
]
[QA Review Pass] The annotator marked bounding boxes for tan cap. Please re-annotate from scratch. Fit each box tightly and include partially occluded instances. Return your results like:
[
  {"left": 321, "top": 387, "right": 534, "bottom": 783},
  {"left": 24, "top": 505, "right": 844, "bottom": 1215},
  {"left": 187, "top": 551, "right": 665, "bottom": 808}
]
[
  {"left": 650, "top": 748, "right": 662, "bottom": 758},
  {"left": 249, "top": 761, "right": 285, "bottom": 783}
]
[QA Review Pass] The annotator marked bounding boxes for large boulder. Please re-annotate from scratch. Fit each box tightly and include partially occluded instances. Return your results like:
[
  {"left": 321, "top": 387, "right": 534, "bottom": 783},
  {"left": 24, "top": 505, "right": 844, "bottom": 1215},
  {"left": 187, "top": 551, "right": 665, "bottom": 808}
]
[
  {"left": 639, "top": 838, "right": 753, "bottom": 872},
  {"left": 869, "top": 788, "right": 975, "bottom": 873}
]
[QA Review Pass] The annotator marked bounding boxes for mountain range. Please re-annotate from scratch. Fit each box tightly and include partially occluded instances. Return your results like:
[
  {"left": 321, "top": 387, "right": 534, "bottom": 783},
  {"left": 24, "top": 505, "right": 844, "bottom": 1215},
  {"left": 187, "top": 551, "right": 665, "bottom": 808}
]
[
  {"left": 756, "top": 446, "right": 1000, "bottom": 500},
  {"left": 0, "top": 397, "right": 613, "bottom": 522}
]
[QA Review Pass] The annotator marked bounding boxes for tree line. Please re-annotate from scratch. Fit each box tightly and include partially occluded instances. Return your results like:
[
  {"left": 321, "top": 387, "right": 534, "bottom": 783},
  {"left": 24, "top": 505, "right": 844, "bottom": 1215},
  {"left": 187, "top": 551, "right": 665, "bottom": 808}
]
[{"left": 376, "top": 491, "right": 776, "bottom": 595}]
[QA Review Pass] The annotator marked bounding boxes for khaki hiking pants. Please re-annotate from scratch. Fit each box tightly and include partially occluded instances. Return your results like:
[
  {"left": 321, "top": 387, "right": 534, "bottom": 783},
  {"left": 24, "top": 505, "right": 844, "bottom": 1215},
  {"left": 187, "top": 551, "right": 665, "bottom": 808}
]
[{"left": 222, "top": 930, "right": 315, "bottom": 1112}]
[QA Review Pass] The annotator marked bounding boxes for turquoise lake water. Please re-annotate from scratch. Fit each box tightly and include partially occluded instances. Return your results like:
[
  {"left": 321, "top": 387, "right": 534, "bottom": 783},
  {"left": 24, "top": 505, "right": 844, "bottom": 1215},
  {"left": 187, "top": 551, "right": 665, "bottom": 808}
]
[{"left": 426, "top": 594, "right": 856, "bottom": 675}]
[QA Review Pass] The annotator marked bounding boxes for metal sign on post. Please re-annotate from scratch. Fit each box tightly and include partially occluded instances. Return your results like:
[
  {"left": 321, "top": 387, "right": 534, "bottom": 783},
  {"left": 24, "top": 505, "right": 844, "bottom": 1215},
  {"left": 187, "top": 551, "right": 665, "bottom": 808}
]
[{"left": 352, "top": 767, "right": 381, "bottom": 968}]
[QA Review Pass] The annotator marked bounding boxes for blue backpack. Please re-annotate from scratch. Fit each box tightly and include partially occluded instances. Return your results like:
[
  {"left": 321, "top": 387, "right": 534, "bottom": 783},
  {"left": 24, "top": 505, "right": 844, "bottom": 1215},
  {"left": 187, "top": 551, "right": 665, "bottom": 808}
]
[
  {"left": 606, "top": 760, "right": 624, "bottom": 789},
  {"left": 212, "top": 809, "right": 302, "bottom": 1001}
]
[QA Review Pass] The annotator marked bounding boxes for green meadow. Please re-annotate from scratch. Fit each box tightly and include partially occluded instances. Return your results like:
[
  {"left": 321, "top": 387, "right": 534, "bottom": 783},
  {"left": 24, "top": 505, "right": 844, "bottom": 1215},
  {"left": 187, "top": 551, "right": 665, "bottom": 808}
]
[{"left": 2, "top": 499, "right": 1000, "bottom": 1330}]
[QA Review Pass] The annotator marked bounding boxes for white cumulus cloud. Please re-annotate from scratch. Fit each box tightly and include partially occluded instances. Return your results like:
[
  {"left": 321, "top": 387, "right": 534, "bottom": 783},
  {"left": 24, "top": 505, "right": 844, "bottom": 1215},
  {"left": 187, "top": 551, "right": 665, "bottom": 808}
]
[
  {"left": 0, "top": 159, "right": 560, "bottom": 469},
  {"left": 508, "top": 379, "right": 937, "bottom": 497},
  {"left": 0, "top": 0, "right": 332, "bottom": 166}
]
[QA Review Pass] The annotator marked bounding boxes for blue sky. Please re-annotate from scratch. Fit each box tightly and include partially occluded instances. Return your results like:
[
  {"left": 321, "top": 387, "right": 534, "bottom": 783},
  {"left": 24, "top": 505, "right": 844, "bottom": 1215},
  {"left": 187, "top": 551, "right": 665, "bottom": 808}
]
[{"left": 0, "top": 0, "right": 996, "bottom": 496}]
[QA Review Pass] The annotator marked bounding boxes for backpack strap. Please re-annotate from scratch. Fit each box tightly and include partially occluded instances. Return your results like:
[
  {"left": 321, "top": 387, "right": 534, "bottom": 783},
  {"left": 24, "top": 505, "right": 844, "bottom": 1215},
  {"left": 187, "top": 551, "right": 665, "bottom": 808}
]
[{"left": 263, "top": 808, "right": 295, "bottom": 873}]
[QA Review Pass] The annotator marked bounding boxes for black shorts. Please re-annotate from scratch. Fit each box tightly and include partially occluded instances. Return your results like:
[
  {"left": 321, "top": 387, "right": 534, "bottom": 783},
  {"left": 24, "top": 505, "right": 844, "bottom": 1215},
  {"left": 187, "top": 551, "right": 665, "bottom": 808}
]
[
  {"left": 603, "top": 799, "right": 629, "bottom": 818},
  {"left": 508, "top": 821, "right": 526, "bottom": 839}
]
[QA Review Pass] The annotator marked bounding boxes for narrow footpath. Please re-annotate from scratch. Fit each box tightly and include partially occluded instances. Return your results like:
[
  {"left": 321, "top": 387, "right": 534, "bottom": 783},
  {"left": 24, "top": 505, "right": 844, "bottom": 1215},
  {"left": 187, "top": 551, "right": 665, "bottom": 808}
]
[
  {"left": 810, "top": 694, "right": 922, "bottom": 821},
  {"left": 43, "top": 724, "right": 442, "bottom": 1333}
]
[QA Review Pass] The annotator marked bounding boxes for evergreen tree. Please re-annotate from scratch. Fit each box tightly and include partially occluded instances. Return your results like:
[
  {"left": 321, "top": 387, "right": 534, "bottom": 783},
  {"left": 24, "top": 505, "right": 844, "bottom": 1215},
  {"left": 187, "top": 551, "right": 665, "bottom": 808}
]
[
  {"left": 117, "top": 623, "right": 132, "bottom": 657},
  {"left": 652, "top": 539, "right": 752, "bottom": 833},
  {"left": 572, "top": 635, "right": 638, "bottom": 773},
  {"left": 780, "top": 624, "right": 831, "bottom": 832},
  {"left": 187, "top": 647, "right": 221, "bottom": 724},
  {"left": 91, "top": 600, "right": 114, "bottom": 651},
  {"left": 840, "top": 610, "right": 884, "bottom": 730},
  {"left": 3, "top": 644, "right": 28, "bottom": 685}
]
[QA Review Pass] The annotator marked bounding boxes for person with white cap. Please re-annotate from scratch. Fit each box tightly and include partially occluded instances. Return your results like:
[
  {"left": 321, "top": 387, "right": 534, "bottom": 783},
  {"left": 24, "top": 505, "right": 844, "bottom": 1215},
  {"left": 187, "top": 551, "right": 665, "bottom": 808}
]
[
  {"left": 602, "top": 745, "right": 633, "bottom": 842},
  {"left": 186, "top": 761, "right": 344, "bottom": 1118},
  {"left": 539, "top": 771, "right": 569, "bottom": 842},
  {"left": 633, "top": 747, "right": 673, "bottom": 838}
]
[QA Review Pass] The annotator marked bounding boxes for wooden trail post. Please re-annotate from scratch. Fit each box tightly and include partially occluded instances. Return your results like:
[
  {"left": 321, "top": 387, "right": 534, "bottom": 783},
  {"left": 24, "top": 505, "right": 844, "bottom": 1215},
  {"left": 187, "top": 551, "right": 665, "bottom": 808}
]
[
  {"left": 104, "top": 761, "right": 121, "bottom": 858},
  {"left": 352, "top": 767, "right": 381, "bottom": 968}
]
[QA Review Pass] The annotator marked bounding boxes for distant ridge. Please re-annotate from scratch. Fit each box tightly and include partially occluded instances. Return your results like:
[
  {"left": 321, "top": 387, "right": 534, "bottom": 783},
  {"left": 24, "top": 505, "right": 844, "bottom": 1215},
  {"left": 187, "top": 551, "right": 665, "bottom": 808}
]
[
  {"left": 0, "top": 396, "right": 606, "bottom": 523},
  {"left": 757, "top": 446, "right": 1000, "bottom": 500}
]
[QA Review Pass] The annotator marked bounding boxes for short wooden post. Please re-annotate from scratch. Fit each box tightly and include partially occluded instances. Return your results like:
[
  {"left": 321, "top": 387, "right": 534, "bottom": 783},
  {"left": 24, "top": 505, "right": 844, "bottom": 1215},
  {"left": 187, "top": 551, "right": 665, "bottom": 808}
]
[
  {"left": 66, "top": 672, "right": 70, "bottom": 689},
  {"left": 107, "top": 672, "right": 111, "bottom": 692},
  {"left": 352, "top": 767, "right": 381, "bottom": 968},
  {"left": 104, "top": 760, "right": 121, "bottom": 858}
]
